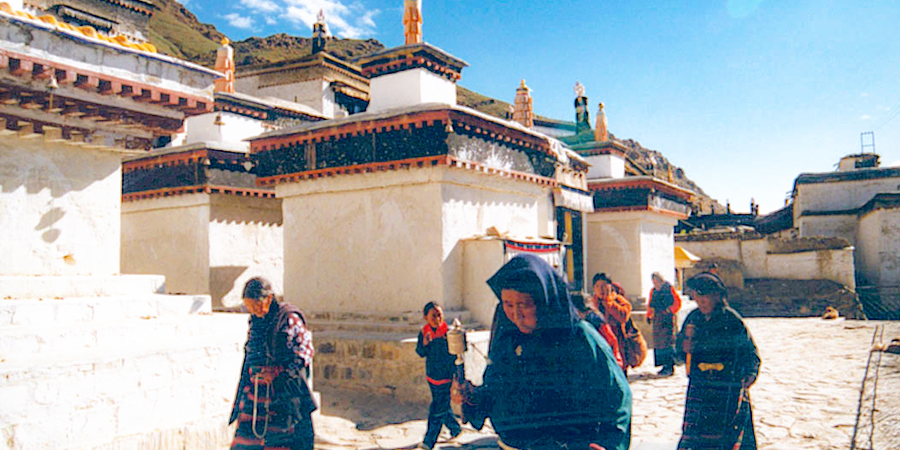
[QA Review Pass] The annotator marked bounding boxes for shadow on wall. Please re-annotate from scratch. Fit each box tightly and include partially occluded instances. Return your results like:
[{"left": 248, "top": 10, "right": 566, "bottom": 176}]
[{"left": 210, "top": 265, "right": 248, "bottom": 308}]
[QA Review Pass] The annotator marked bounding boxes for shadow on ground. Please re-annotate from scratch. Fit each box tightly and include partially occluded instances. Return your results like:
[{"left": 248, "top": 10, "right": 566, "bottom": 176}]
[{"left": 318, "top": 385, "right": 428, "bottom": 431}]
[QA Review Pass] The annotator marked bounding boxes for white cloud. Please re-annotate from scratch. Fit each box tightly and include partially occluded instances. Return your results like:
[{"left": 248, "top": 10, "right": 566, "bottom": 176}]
[
  {"left": 265, "top": 17, "right": 278, "bottom": 25},
  {"left": 240, "top": 0, "right": 280, "bottom": 13},
  {"left": 224, "top": 13, "right": 254, "bottom": 29},
  {"left": 282, "top": 0, "right": 379, "bottom": 38},
  {"left": 861, "top": 114, "right": 873, "bottom": 120}
]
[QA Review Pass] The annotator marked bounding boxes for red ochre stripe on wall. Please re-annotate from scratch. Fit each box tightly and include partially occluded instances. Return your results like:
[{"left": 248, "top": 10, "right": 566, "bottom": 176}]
[{"left": 122, "top": 185, "right": 275, "bottom": 202}]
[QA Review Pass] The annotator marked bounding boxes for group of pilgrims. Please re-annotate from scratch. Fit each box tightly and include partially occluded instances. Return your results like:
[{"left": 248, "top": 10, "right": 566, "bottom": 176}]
[{"left": 229, "top": 255, "right": 760, "bottom": 450}]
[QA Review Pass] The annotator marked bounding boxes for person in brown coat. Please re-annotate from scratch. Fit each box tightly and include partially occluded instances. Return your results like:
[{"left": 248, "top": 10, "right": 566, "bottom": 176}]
[
  {"left": 648, "top": 272, "right": 681, "bottom": 376},
  {"left": 592, "top": 273, "right": 634, "bottom": 373}
]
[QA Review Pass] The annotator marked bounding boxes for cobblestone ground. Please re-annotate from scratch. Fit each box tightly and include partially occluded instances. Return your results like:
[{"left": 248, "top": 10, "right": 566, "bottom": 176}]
[
  {"left": 850, "top": 325, "right": 900, "bottom": 450},
  {"left": 312, "top": 318, "right": 900, "bottom": 450}
]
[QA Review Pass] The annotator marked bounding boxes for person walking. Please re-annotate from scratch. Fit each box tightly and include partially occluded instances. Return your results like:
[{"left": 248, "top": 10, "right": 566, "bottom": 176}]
[
  {"left": 230, "top": 277, "right": 316, "bottom": 450},
  {"left": 677, "top": 273, "right": 759, "bottom": 450},
  {"left": 648, "top": 272, "right": 681, "bottom": 377},
  {"left": 415, "top": 302, "right": 462, "bottom": 449}
]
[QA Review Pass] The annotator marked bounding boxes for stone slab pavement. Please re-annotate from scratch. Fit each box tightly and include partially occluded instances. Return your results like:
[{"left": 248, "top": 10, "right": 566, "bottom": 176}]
[{"left": 310, "top": 318, "right": 900, "bottom": 450}]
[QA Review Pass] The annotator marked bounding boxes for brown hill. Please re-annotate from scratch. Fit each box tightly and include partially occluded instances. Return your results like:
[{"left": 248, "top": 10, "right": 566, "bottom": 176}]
[{"left": 146, "top": 0, "right": 720, "bottom": 213}]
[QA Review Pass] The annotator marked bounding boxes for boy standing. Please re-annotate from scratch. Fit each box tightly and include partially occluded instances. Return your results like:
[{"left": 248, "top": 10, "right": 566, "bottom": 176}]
[{"left": 415, "top": 302, "right": 462, "bottom": 449}]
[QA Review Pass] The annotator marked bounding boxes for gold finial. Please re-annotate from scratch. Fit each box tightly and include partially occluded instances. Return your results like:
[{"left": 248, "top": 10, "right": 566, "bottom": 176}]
[
  {"left": 520, "top": 79, "right": 527, "bottom": 88},
  {"left": 221, "top": 37, "right": 230, "bottom": 46}
]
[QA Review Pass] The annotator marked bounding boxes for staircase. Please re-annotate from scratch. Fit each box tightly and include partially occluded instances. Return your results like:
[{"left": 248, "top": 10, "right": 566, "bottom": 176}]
[{"left": 0, "top": 275, "right": 248, "bottom": 450}]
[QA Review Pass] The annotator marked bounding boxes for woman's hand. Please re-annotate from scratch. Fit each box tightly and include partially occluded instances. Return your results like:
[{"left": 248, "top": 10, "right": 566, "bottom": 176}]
[{"left": 422, "top": 332, "right": 433, "bottom": 346}]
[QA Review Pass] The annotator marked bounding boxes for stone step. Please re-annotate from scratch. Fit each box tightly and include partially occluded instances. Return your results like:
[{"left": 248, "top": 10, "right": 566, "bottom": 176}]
[
  {"left": 0, "top": 294, "right": 211, "bottom": 327},
  {"left": 0, "top": 312, "right": 245, "bottom": 366},
  {"left": 0, "top": 275, "right": 166, "bottom": 299}
]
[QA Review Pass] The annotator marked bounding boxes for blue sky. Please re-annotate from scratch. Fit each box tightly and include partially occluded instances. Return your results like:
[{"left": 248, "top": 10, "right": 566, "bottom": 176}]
[{"left": 188, "top": 0, "right": 900, "bottom": 214}]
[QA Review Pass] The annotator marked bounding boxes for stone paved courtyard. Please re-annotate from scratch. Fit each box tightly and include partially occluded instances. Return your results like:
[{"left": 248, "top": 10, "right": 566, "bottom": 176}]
[{"left": 310, "top": 318, "right": 900, "bottom": 450}]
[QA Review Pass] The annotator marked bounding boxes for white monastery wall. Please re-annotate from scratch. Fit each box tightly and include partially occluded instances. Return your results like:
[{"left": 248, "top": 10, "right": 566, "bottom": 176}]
[
  {"left": 441, "top": 169, "right": 549, "bottom": 314},
  {"left": 277, "top": 168, "right": 444, "bottom": 314},
  {"left": 857, "top": 208, "right": 900, "bottom": 288},
  {"left": 765, "top": 249, "right": 855, "bottom": 290},
  {"left": 462, "top": 239, "right": 506, "bottom": 326},
  {"left": 585, "top": 212, "right": 641, "bottom": 300},
  {"left": 740, "top": 238, "right": 768, "bottom": 278},
  {"left": 795, "top": 178, "right": 900, "bottom": 219},
  {"left": 181, "top": 112, "right": 264, "bottom": 150},
  {"left": 797, "top": 214, "right": 858, "bottom": 245},
  {"left": 676, "top": 238, "right": 742, "bottom": 263},
  {"left": 0, "top": 138, "right": 121, "bottom": 276},
  {"left": 208, "top": 195, "right": 283, "bottom": 308},
  {"left": 584, "top": 154, "right": 625, "bottom": 180},
  {"left": 236, "top": 77, "right": 335, "bottom": 118},
  {"left": 638, "top": 215, "right": 679, "bottom": 300},
  {"left": 121, "top": 195, "right": 211, "bottom": 296},
  {"left": 368, "top": 68, "right": 456, "bottom": 113}
]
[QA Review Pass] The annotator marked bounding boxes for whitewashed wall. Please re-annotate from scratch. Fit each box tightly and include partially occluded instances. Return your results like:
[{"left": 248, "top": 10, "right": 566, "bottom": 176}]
[
  {"left": 586, "top": 210, "right": 677, "bottom": 301},
  {"left": 276, "top": 166, "right": 547, "bottom": 315},
  {"left": 583, "top": 154, "right": 625, "bottom": 180},
  {"left": 368, "top": 68, "right": 456, "bottom": 113},
  {"left": 208, "top": 195, "right": 283, "bottom": 308},
  {"left": 797, "top": 214, "right": 858, "bottom": 245},
  {"left": 0, "top": 138, "right": 122, "bottom": 276},
  {"left": 235, "top": 77, "right": 336, "bottom": 118},
  {"left": 177, "top": 112, "right": 265, "bottom": 150},
  {"left": 795, "top": 177, "right": 900, "bottom": 220},
  {"left": 121, "top": 194, "right": 211, "bottom": 296},
  {"left": 678, "top": 237, "right": 855, "bottom": 289},
  {"left": 462, "top": 239, "right": 506, "bottom": 326},
  {"left": 856, "top": 208, "right": 900, "bottom": 288}
]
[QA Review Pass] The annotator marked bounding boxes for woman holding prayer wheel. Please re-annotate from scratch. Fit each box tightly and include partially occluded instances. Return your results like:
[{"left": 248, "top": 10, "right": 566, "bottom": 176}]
[
  {"left": 454, "top": 254, "right": 632, "bottom": 450},
  {"left": 676, "top": 273, "right": 760, "bottom": 450}
]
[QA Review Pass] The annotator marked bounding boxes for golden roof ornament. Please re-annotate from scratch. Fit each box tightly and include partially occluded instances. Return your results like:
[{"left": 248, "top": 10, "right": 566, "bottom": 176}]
[
  {"left": 594, "top": 101, "right": 608, "bottom": 142},
  {"left": 403, "top": 0, "right": 423, "bottom": 45},
  {"left": 513, "top": 79, "right": 534, "bottom": 129}
]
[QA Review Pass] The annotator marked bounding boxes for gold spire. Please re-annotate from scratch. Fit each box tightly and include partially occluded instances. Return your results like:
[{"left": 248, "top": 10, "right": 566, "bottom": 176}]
[
  {"left": 594, "top": 102, "right": 608, "bottom": 142},
  {"left": 403, "top": 0, "right": 423, "bottom": 45},
  {"left": 513, "top": 79, "right": 534, "bottom": 129},
  {"left": 214, "top": 38, "right": 235, "bottom": 94}
]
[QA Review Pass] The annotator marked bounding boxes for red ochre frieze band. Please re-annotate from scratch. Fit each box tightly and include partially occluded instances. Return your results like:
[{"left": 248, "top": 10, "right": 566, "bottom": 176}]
[
  {"left": 588, "top": 178, "right": 693, "bottom": 201},
  {"left": 591, "top": 204, "right": 690, "bottom": 220},
  {"left": 361, "top": 55, "right": 462, "bottom": 81},
  {"left": 122, "top": 185, "right": 275, "bottom": 202},
  {"left": 255, "top": 155, "right": 558, "bottom": 188}
]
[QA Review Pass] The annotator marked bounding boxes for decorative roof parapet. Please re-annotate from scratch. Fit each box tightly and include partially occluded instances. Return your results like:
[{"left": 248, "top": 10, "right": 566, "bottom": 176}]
[
  {"left": 312, "top": 9, "right": 329, "bottom": 53},
  {"left": 588, "top": 176, "right": 695, "bottom": 200},
  {"left": 358, "top": 42, "right": 467, "bottom": 81},
  {"left": 0, "top": 2, "right": 155, "bottom": 52}
]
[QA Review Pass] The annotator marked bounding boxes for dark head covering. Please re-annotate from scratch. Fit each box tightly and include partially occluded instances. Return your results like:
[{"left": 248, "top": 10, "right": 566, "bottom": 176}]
[
  {"left": 486, "top": 255, "right": 578, "bottom": 358},
  {"left": 685, "top": 272, "right": 727, "bottom": 297}
]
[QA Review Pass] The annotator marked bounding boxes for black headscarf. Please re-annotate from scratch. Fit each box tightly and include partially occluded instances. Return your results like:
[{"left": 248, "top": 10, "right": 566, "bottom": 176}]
[{"left": 486, "top": 254, "right": 577, "bottom": 359}]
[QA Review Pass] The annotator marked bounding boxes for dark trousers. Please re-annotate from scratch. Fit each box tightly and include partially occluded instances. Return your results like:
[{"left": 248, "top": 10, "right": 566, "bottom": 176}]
[{"left": 423, "top": 382, "right": 461, "bottom": 447}]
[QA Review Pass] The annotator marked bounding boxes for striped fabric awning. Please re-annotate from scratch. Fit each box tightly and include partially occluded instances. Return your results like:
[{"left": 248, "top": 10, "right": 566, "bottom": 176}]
[
  {"left": 554, "top": 186, "right": 594, "bottom": 213},
  {"left": 504, "top": 239, "right": 561, "bottom": 268}
]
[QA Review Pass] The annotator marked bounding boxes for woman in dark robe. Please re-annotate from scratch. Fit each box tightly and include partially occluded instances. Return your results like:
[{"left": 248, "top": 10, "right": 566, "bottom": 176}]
[
  {"left": 458, "top": 255, "right": 632, "bottom": 450},
  {"left": 648, "top": 272, "right": 681, "bottom": 376},
  {"left": 230, "top": 277, "right": 317, "bottom": 450},
  {"left": 677, "top": 273, "right": 760, "bottom": 450}
]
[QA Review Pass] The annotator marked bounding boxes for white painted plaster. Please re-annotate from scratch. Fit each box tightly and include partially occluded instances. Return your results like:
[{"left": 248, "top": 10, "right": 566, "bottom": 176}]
[
  {"left": 740, "top": 238, "right": 768, "bottom": 279},
  {"left": 795, "top": 177, "right": 900, "bottom": 220},
  {"left": 208, "top": 195, "right": 283, "bottom": 308},
  {"left": 797, "top": 214, "right": 858, "bottom": 245},
  {"left": 857, "top": 208, "right": 900, "bottom": 288},
  {"left": 235, "top": 77, "right": 339, "bottom": 118},
  {"left": 765, "top": 249, "right": 855, "bottom": 290},
  {"left": 461, "top": 239, "right": 505, "bottom": 327},
  {"left": 0, "top": 137, "right": 121, "bottom": 276},
  {"left": 586, "top": 210, "right": 677, "bottom": 301},
  {"left": 121, "top": 194, "right": 211, "bottom": 297},
  {"left": 584, "top": 153, "right": 625, "bottom": 179},
  {"left": 368, "top": 68, "right": 456, "bottom": 113},
  {"left": 276, "top": 166, "right": 549, "bottom": 315},
  {"left": 179, "top": 112, "right": 266, "bottom": 150}
]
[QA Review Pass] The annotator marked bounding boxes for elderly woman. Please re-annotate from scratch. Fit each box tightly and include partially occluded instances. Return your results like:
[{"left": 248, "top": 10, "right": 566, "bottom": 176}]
[
  {"left": 677, "top": 273, "right": 760, "bottom": 450},
  {"left": 230, "top": 277, "right": 316, "bottom": 450},
  {"left": 458, "top": 255, "right": 632, "bottom": 450},
  {"left": 648, "top": 272, "right": 681, "bottom": 376}
]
